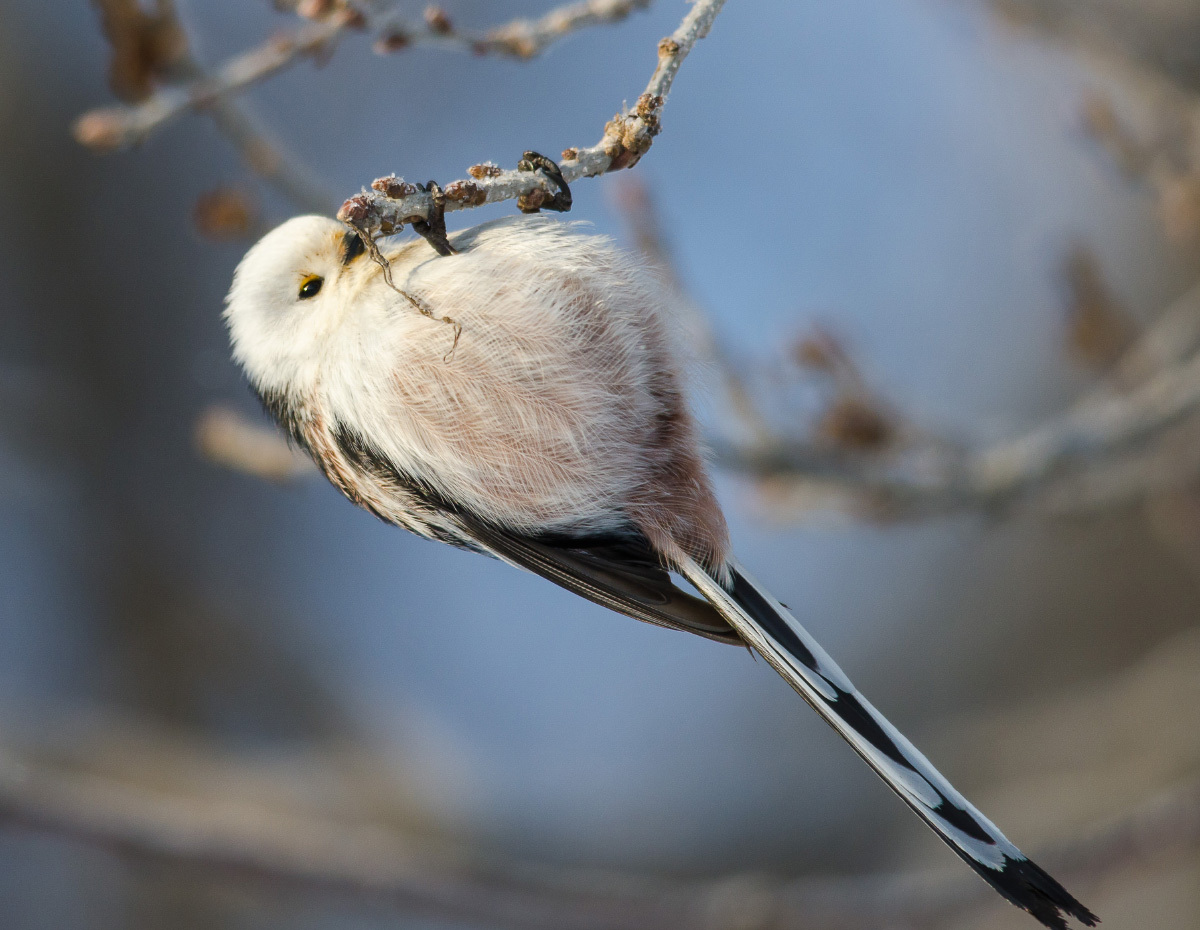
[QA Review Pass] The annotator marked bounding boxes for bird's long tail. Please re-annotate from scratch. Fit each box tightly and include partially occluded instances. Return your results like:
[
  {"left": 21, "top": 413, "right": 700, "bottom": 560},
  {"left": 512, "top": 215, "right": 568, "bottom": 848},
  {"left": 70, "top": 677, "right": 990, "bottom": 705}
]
[{"left": 679, "top": 556, "right": 1098, "bottom": 930}]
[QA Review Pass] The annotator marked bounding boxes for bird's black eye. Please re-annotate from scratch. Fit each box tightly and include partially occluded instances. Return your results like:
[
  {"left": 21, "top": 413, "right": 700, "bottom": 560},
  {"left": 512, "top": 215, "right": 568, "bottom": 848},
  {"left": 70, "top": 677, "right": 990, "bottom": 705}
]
[{"left": 298, "top": 275, "right": 323, "bottom": 299}]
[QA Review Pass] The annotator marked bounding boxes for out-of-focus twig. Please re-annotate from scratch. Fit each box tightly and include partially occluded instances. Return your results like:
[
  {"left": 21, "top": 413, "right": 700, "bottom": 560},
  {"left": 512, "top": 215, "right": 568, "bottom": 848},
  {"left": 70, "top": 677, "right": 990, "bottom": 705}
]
[
  {"left": 193, "top": 187, "right": 261, "bottom": 240},
  {"left": 1, "top": 704, "right": 1196, "bottom": 930},
  {"left": 75, "top": 14, "right": 347, "bottom": 154},
  {"left": 1032, "top": 420, "right": 1200, "bottom": 514},
  {"left": 195, "top": 405, "right": 315, "bottom": 481},
  {"left": 1108, "top": 278, "right": 1200, "bottom": 387},
  {"left": 339, "top": 0, "right": 727, "bottom": 233},
  {"left": 995, "top": 0, "right": 1200, "bottom": 245},
  {"left": 612, "top": 179, "right": 904, "bottom": 456},
  {"left": 718, "top": 273, "right": 1200, "bottom": 519},
  {"left": 378, "top": 0, "right": 654, "bottom": 60},
  {"left": 81, "top": 0, "right": 336, "bottom": 213},
  {"left": 75, "top": 1, "right": 656, "bottom": 157},
  {"left": 89, "top": 0, "right": 187, "bottom": 103},
  {"left": 1064, "top": 245, "right": 1132, "bottom": 369},
  {"left": 966, "top": 345, "right": 1200, "bottom": 496},
  {"left": 611, "top": 178, "right": 774, "bottom": 445}
]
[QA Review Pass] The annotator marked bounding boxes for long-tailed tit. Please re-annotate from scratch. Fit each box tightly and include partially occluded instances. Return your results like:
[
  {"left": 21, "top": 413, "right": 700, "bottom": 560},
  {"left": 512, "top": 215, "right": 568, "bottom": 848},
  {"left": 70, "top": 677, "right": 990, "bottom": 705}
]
[{"left": 225, "top": 212, "right": 1096, "bottom": 930}]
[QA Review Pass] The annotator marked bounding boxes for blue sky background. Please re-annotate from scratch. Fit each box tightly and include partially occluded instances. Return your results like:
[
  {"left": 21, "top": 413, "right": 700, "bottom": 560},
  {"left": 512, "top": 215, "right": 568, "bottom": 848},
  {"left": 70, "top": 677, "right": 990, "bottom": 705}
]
[{"left": 0, "top": 3, "right": 1197, "bottom": 924}]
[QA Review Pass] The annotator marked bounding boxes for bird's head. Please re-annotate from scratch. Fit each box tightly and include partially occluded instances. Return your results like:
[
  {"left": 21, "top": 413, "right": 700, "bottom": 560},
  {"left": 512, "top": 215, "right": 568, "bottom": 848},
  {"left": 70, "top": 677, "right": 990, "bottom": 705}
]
[{"left": 224, "top": 214, "right": 371, "bottom": 394}]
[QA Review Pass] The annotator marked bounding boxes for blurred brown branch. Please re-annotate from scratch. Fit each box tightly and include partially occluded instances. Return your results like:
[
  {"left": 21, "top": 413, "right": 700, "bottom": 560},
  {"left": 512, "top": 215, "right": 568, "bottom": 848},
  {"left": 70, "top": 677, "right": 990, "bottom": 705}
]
[
  {"left": 716, "top": 309, "right": 1200, "bottom": 519},
  {"left": 195, "top": 405, "right": 315, "bottom": 481},
  {"left": 996, "top": 0, "right": 1200, "bottom": 247},
  {"left": 611, "top": 178, "right": 775, "bottom": 446},
  {"left": 75, "top": 0, "right": 655, "bottom": 159},
  {"left": 80, "top": 0, "right": 335, "bottom": 212},
  {"left": 4, "top": 619, "right": 1198, "bottom": 929},
  {"left": 380, "top": 0, "right": 655, "bottom": 60},
  {"left": 610, "top": 175, "right": 1200, "bottom": 522}
]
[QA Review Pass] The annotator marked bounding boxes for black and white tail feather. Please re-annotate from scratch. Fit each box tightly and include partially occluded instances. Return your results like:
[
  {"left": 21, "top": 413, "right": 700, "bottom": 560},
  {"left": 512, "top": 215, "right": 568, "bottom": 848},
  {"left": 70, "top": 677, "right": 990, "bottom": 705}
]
[
  {"left": 457, "top": 514, "right": 1096, "bottom": 929},
  {"left": 679, "top": 556, "right": 1098, "bottom": 930}
]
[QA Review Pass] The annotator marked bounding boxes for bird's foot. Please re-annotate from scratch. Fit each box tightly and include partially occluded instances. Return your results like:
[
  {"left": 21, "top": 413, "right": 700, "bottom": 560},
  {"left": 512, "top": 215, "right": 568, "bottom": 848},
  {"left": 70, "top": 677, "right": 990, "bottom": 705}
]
[
  {"left": 411, "top": 181, "right": 457, "bottom": 256},
  {"left": 517, "top": 151, "right": 572, "bottom": 214}
]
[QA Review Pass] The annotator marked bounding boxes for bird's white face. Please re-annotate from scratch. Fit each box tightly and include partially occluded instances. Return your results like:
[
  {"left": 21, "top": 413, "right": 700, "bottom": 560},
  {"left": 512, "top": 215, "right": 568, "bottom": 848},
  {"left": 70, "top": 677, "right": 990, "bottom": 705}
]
[{"left": 224, "top": 214, "right": 368, "bottom": 394}]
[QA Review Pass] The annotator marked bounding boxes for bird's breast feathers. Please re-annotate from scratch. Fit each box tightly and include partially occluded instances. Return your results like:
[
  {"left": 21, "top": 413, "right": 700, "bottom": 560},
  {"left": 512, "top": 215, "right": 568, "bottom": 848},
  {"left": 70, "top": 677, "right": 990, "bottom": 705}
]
[{"left": 315, "top": 217, "right": 680, "bottom": 537}]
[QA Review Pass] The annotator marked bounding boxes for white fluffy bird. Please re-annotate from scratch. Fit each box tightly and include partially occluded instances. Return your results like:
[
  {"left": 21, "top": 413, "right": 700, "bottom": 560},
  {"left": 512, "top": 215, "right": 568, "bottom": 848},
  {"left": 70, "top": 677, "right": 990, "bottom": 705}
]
[{"left": 225, "top": 213, "right": 1096, "bottom": 930}]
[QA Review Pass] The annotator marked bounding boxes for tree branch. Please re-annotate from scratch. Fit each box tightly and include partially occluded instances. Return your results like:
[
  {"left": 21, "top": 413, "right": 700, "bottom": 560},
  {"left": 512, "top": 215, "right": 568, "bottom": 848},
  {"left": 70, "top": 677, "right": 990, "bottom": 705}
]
[
  {"left": 74, "top": 15, "right": 346, "bottom": 153},
  {"left": 77, "top": 0, "right": 337, "bottom": 212},
  {"left": 195, "top": 405, "right": 315, "bottom": 481},
  {"left": 1, "top": 710, "right": 1195, "bottom": 930},
  {"left": 165, "top": 4, "right": 335, "bottom": 213},
  {"left": 74, "top": 1, "right": 658, "bottom": 156},
  {"left": 612, "top": 178, "right": 775, "bottom": 445},
  {"left": 422, "top": 0, "right": 654, "bottom": 60},
  {"left": 337, "top": 0, "right": 727, "bottom": 234},
  {"left": 717, "top": 280, "right": 1200, "bottom": 520}
]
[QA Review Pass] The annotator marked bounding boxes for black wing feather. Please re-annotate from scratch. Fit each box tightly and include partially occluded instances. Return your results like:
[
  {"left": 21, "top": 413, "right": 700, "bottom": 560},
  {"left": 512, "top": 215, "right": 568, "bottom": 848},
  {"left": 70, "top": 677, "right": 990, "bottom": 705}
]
[{"left": 458, "top": 517, "right": 742, "bottom": 645}]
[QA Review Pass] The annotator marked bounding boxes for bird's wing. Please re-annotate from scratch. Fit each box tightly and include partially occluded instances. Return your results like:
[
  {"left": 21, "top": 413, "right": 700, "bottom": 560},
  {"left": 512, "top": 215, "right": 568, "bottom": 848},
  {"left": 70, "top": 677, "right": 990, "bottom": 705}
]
[
  {"left": 677, "top": 554, "right": 1098, "bottom": 930},
  {"left": 309, "top": 417, "right": 734, "bottom": 645},
  {"left": 455, "top": 516, "right": 742, "bottom": 645}
]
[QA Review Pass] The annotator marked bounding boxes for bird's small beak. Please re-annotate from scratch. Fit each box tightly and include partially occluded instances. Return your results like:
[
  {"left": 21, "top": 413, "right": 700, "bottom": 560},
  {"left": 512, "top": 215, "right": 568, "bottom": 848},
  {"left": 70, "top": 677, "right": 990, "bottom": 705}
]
[{"left": 339, "top": 229, "right": 367, "bottom": 266}]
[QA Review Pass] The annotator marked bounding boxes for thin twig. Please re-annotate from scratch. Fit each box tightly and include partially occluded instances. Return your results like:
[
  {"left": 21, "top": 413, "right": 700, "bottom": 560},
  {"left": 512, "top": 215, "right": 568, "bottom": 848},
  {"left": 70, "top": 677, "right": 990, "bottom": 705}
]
[
  {"left": 425, "top": 0, "right": 653, "bottom": 60},
  {"left": 612, "top": 178, "right": 775, "bottom": 445},
  {"left": 195, "top": 406, "right": 316, "bottom": 481},
  {"left": 75, "top": 16, "right": 347, "bottom": 152},
  {"left": 79, "top": 0, "right": 334, "bottom": 211},
  {"left": 720, "top": 278, "right": 1200, "bottom": 519},
  {"left": 338, "top": 0, "right": 727, "bottom": 233},
  {"left": 0, "top": 741, "right": 685, "bottom": 930},
  {"left": 1109, "top": 279, "right": 1200, "bottom": 387},
  {"left": 967, "top": 349, "right": 1200, "bottom": 495},
  {"left": 0, "top": 720, "right": 1195, "bottom": 929},
  {"left": 166, "top": 4, "right": 335, "bottom": 213},
  {"left": 75, "top": 1, "right": 656, "bottom": 155},
  {"left": 995, "top": 0, "right": 1200, "bottom": 243}
]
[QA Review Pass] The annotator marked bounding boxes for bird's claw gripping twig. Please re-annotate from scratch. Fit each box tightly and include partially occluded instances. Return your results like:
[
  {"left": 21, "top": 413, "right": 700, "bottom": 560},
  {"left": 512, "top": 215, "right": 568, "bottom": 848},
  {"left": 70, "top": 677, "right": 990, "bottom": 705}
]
[
  {"left": 517, "top": 151, "right": 573, "bottom": 214},
  {"left": 410, "top": 181, "right": 457, "bottom": 256}
]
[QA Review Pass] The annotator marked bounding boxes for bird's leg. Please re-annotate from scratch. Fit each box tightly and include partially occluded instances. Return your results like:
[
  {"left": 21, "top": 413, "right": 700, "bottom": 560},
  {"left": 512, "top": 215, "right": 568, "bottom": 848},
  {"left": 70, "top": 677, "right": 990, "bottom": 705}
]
[
  {"left": 410, "top": 181, "right": 457, "bottom": 256},
  {"left": 517, "top": 151, "right": 573, "bottom": 214}
]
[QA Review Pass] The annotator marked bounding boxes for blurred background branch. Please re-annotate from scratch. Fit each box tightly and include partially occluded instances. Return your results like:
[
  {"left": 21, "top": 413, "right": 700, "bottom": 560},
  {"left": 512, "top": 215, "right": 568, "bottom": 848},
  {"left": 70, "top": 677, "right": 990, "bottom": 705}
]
[
  {"left": 4, "top": 621, "right": 1197, "bottom": 928},
  {"left": 77, "top": 0, "right": 337, "bottom": 211},
  {"left": 194, "top": 405, "right": 315, "bottom": 482},
  {"left": 1, "top": 1, "right": 1190, "bottom": 928},
  {"left": 74, "top": 0, "right": 655, "bottom": 159}
]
